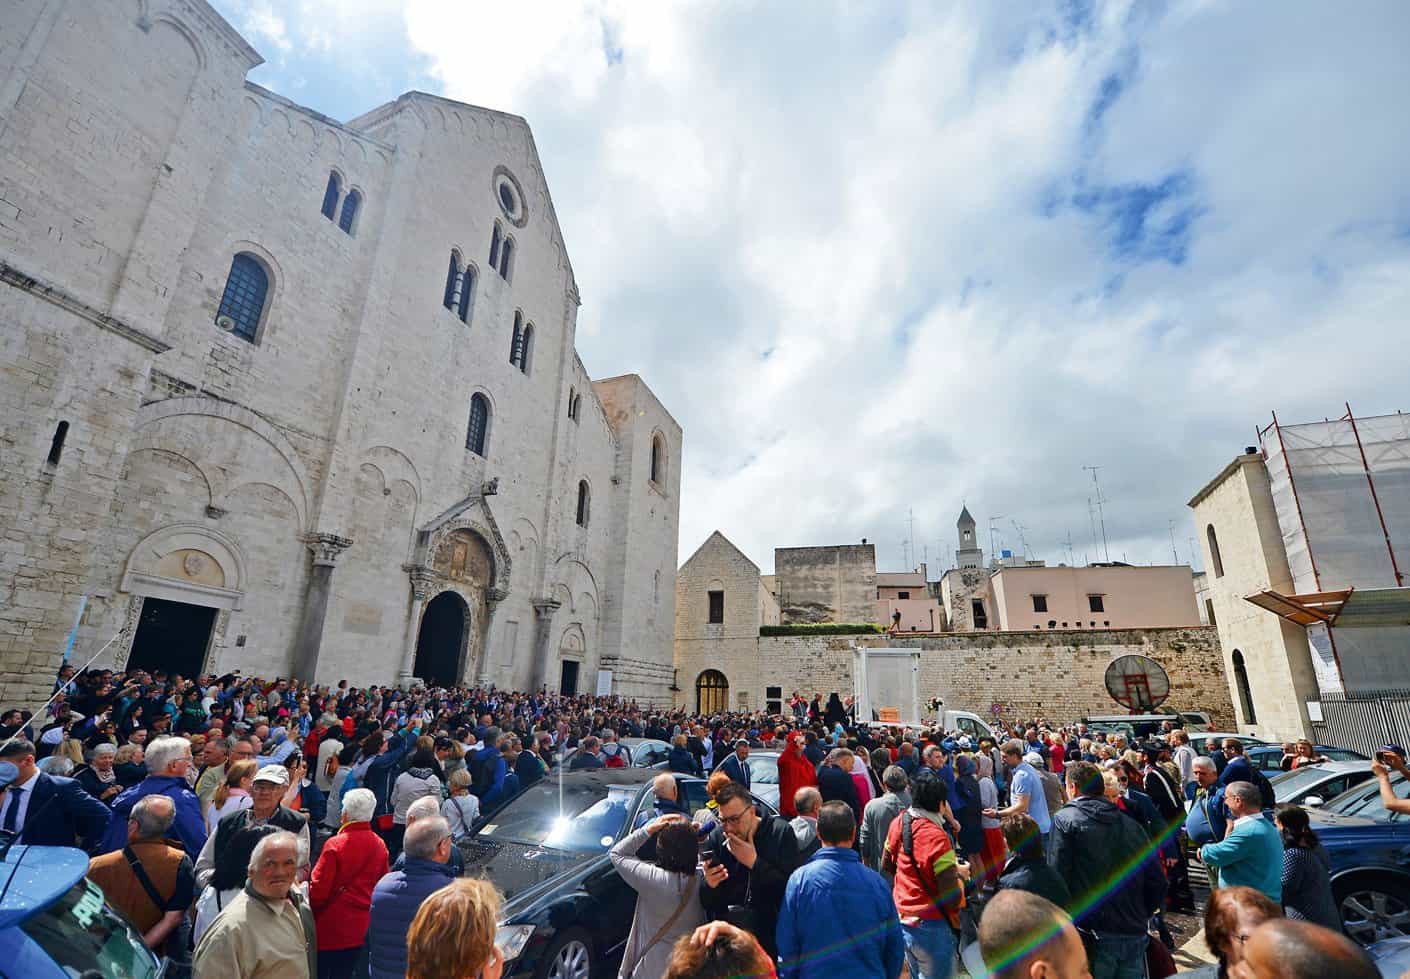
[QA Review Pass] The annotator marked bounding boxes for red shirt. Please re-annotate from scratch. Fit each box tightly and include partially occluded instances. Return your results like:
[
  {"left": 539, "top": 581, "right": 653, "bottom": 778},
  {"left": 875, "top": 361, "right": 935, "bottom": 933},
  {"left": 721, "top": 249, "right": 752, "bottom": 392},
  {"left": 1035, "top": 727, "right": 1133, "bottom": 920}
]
[
  {"left": 309, "top": 821, "right": 389, "bottom": 950},
  {"left": 883, "top": 812, "right": 964, "bottom": 925}
]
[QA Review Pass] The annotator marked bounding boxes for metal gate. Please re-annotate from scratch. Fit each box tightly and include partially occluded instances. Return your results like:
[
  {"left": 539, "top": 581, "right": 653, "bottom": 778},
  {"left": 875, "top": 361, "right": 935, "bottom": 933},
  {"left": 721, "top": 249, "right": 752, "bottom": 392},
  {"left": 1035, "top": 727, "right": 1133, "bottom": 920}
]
[{"left": 1310, "top": 690, "right": 1410, "bottom": 755}]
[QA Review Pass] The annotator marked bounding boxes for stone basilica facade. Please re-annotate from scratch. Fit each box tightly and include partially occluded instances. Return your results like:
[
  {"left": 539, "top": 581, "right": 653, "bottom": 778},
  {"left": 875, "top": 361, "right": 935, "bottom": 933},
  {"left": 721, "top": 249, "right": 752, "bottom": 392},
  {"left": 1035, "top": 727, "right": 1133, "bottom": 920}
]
[{"left": 0, "top": 1, "right": 681, "bottom": 706}]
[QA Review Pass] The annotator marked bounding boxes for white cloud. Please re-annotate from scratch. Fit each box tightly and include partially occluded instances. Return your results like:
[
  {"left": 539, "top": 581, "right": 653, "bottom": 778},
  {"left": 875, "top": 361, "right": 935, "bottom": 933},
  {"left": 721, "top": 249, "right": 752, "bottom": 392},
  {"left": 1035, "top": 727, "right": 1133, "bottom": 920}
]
[{"left": 213, "top": 0, "right": 1410, "bottom": 574}]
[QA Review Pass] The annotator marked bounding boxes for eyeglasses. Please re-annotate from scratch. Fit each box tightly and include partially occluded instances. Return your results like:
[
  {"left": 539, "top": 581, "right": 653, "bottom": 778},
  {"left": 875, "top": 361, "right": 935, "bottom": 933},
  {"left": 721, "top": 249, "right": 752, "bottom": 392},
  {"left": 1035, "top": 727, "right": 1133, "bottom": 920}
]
[{"left": 719, "top": 809, "right": 749, "bottom": 825}]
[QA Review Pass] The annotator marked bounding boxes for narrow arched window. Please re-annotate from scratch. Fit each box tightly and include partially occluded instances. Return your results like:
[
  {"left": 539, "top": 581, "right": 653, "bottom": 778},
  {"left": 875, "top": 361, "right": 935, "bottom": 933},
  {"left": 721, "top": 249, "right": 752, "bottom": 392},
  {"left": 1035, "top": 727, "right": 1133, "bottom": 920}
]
[
  {"left": 499, "top": 237, "right": 514, "bottom": 280},
  {"left": 457, "top": 265, "right": 475, "bottom": 323},
  {"left": 519, "top": 322, "right": 533, "bottom": 374},
  {"left": 510, "top": 312, "right": 524, "bottom": 368},
  {"left": 571, "top": 394, "right": 581, "bottom": 422},
  {"left": 321, "top": 172, "right": 341, "bottom": 219},
  {"left": 576, "top": 480, "right": 590, "bottom": 527},
  {"left": 651, "top": 434, "right": 666, "bottom": 484},
  {"left": 567, "top": 387, "right": 577, "bottom": 420},
  {"left": 338, "top": 189, "right": 361, "bottom": 234},
  {"left": 1207, "top": 524, "right": 1224, "bottom": 578},
  {"left": 47, "top": 421, "right": 69, "bottom": 466},
  {"left": 1232, "top": 650, "right": 1256, "bottom": 723},
  {"left": 216, "top": 253, "right": 269, "bottom": 343},
  {"left": 466, "top": 393, "right": 490, "bottom": 457},
  {"left": 443, "top": 252, "right": 461, "bottom": 310},
  {"left": 489, "top": 223, "right": 502, "bottom": 267}
]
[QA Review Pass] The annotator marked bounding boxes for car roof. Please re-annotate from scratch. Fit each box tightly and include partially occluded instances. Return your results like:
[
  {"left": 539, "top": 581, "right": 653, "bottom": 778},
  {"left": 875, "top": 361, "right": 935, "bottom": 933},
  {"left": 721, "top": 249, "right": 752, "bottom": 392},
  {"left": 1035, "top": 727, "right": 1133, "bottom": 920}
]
[
  {"left": 545, "top": 767, "right": 680, "bottom": 788},
  {"left": 0, "top": 844, "right": 88, "bottom": 930},
  {"left": 1276, "top": 760, "right": 1372, "bottom": 775}
]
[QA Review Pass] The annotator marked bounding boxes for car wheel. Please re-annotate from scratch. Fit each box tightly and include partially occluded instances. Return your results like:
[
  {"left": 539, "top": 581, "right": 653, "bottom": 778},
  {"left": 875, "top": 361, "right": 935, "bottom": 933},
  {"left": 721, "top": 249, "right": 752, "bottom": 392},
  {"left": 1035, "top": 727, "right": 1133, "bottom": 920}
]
[
  {"left": 537, "top": 927, "right": 594, "bottom": 979},
  {"left": 1336, "top": 874, "right": 1410, "bottom": 945}
]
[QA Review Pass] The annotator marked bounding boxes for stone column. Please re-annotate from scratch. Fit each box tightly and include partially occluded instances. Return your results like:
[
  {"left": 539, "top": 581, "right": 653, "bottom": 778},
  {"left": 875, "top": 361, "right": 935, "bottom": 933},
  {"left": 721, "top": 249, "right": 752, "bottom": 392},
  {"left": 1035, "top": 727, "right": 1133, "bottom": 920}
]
[
  {"left": 465, "top": 597, "right": 501, "bottom": 686},
  {"left": 399, "top": 567, "right": 438, "bottom": 686},
  {"left": 292, "top": 534, "right": 352, "bottom": 681},
  {"left": 529, "top": 599, "right": 561, "bottom": 691}
]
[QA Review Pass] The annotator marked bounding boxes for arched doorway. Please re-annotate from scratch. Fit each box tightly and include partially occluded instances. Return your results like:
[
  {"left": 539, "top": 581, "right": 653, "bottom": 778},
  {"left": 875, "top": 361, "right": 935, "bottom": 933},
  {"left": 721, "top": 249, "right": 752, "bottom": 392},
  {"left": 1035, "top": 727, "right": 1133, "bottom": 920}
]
[
  {"left": 413, "top": 592, "right": 468, "bottom": 687},
  {"left": 696, "top": 669, "right": 729, "bottom": 715}
]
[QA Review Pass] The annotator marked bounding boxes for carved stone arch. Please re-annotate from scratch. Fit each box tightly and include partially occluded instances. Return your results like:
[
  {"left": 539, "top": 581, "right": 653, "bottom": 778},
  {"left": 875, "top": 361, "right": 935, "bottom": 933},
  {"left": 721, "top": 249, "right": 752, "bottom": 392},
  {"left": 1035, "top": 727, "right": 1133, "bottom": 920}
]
[
  {"left": 322, "top": 127, "right": 345, "bottom": 156},
  {"left": 363, "top": 445, "right": 422, "bottom": 502},
  {"left": 350, "top": 139, "right": 369, "bottom": 165},
  {"left": 135, "top": 397, "right": 311, "bottom": 532},
  {"left": 220, "top": 480, "right": 301, "bottom": 521},
  {"left": 121, "top": 523, "right": 248, "bottom": 609},
  {"left": 270, "top": 108, "right": 294, "bottom": 137},
  {"left": 551, "top": 583, "right": 573, "bottom": 609},
  {"left": 148, "top": 12, "right": 209, "bottom": 72},
  {"left": 427, "top": 518, "right": 511, "bottom": 601},
  {"left": 123, "top": 446, "right": 215, "bottom": 510},
  {"left": 551, "top": 554, "right": 600, "bottom": 613},
  {"left": 558, "top": 623, "right": 586, "bottom": 660},
  {"left": 242, "top": 94, "right": 264, "bottom": 125},
  {"left": 577, "top": 591, "right": 598, "bottom": 626}
]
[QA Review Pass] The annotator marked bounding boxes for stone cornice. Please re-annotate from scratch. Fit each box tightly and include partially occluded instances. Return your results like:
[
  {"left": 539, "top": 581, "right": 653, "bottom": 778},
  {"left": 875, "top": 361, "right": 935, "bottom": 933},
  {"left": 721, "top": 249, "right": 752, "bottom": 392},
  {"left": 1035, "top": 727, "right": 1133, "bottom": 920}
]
[{"left": 0, "top": 260, "right": 170, "bottom": 353}]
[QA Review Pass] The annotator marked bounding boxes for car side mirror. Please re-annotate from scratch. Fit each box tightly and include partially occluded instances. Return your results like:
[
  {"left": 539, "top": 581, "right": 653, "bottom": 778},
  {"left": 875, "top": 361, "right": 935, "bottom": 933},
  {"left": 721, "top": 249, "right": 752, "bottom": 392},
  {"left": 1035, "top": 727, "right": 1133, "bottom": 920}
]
[{"left": 1304, "top": 795, "right": 1323, "bottom": 808}]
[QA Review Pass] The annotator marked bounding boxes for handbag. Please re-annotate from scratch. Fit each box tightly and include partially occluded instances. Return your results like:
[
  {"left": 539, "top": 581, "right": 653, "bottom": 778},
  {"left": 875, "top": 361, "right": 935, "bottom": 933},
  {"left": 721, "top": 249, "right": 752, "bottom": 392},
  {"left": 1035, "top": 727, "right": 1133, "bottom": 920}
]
[{"left": 621, "top": 876, "right": 699, "bottom": 978}]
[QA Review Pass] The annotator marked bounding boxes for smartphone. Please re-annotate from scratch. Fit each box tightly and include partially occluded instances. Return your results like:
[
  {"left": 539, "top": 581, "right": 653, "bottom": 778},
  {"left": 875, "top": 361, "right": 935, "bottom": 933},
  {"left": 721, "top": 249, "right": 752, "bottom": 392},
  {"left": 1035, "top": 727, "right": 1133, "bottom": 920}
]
[{"left": 700, "top": 846, "right": 717, "bottom": 866}]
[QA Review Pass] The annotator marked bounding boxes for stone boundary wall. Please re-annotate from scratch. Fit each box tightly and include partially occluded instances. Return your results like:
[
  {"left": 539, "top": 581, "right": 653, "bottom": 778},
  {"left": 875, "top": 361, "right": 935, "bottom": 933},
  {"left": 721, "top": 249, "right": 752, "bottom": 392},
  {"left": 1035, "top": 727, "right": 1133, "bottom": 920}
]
[{"left": 688, "top": 626, "right": 1233, "bottom": 728}]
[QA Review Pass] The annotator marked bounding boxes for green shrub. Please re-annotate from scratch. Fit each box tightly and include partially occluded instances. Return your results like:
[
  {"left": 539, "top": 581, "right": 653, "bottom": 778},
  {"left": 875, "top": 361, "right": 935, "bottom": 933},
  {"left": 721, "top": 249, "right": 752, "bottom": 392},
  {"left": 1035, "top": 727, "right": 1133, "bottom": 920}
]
[{"left": 759, "top": 623, "right": 886, "bottom": 636}]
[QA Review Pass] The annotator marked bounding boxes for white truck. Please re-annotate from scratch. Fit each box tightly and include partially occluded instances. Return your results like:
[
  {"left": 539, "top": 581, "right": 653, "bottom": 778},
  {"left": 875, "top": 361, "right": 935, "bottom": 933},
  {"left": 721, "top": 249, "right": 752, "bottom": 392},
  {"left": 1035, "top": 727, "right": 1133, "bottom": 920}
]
[{"left": 851, "top": 646, "right": 997, "bottom": 741}]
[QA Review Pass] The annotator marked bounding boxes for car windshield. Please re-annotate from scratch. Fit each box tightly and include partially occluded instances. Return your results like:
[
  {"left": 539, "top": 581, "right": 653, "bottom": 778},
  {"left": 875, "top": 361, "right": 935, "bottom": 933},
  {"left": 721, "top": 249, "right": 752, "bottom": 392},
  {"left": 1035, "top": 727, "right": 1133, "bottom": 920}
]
[
  {"left": 1324, "top": 774, "right": 1408, "bottom": 821},
  {"left": 1270, "top": 766, "right": 1337, "bottom": 799},
  {"left": 479, "top": 778, "right": 641, "bottom": 852},
  {"left": 631, "top": 741, "right": 670, "bottom": 767},
  {"left": 749, "top": 756, "right": 778, "bottom": 784},
  {"left": 20, "top": 877, "right": 159, "bottom": 979}
]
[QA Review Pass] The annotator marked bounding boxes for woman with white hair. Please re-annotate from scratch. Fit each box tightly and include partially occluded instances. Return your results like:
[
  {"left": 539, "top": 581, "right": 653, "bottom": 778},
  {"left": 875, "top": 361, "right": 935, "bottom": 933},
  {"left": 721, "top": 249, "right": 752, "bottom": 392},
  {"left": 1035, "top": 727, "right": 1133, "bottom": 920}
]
[
  {"left": 74, "top": 742, "right": 124, "bottom": 805},
  {"left": 309, "top": 787, "right": 389, "bottom": 978}
]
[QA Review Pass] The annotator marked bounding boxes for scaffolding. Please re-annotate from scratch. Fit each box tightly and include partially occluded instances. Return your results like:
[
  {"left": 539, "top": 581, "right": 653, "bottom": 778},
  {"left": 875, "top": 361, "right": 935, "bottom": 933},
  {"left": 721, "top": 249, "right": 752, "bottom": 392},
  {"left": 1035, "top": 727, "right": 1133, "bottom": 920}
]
[{"left": 1256, "top": 406, "right": 1410, "bottom": 696}]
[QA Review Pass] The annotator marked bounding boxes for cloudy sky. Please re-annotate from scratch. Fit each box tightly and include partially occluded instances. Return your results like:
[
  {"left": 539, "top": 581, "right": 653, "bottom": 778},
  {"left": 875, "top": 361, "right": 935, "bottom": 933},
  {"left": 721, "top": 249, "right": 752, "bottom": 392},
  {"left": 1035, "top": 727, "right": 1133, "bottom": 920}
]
[{"left": 212, "top": 0, "right": 1410, "bottom": 575}]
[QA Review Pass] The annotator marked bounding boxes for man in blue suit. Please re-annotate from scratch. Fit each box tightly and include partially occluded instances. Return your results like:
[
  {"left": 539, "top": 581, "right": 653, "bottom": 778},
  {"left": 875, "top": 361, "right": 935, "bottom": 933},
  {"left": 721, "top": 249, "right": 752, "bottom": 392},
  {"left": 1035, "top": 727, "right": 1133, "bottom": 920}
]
[
  {"left": 719, "top": 739, "right": 752, "bottom": 788},
  {"left": 99, "top": 736, "right": 206, "bottom": 856},
  {"left": 0, "top": 739, "right": 109, "bottom": 851}
]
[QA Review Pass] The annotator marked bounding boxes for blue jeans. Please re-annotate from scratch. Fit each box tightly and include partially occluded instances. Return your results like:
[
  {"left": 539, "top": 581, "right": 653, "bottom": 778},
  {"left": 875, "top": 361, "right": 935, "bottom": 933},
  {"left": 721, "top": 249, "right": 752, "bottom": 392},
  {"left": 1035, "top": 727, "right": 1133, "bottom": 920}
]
[
  {"left": 1089, "top": 931, "right": 1148, "bottom": 979},
  {"left": 902, "top": 918, "right": 956, "bottom": 979}
]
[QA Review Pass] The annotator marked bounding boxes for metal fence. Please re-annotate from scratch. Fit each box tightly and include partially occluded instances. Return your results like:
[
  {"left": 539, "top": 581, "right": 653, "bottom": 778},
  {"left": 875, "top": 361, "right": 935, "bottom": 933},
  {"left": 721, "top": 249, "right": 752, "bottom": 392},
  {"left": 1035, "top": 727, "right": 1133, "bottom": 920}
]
[{"left": 1310, "top": 689, "right": 1410, "bottom": 755}]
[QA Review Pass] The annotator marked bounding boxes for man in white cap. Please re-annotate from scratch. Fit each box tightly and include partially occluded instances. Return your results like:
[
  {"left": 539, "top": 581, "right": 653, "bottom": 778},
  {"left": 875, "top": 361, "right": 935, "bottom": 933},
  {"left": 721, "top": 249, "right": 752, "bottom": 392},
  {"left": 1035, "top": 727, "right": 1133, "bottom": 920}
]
[{"left": 193, "top": 764, "right": 309, "bottom": 889}]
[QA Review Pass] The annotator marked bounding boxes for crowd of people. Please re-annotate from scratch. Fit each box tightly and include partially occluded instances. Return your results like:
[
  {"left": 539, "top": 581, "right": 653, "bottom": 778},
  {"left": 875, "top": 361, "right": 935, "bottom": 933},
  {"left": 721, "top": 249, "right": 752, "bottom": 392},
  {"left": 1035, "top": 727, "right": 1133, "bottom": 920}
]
[{"left": 0, "top": 665, "right": 1397, "bottom": 979}]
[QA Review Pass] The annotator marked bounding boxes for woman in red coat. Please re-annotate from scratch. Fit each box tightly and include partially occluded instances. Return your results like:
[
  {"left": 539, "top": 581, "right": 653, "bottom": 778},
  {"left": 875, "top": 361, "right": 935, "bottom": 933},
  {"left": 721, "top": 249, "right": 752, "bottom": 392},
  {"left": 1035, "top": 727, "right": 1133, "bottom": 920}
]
[
  {"left": 309, "top": 787, "right": 390, "bottom": 978},
  {"left": 776, "top": 731, "right": 818, "bottom": 819}
]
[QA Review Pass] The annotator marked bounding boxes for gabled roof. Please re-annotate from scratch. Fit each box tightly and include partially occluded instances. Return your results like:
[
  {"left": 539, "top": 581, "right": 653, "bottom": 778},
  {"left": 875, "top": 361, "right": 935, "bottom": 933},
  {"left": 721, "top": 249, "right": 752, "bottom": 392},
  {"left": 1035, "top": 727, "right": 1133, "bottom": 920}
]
[
  {"left": 958, "top": 505, "right": 975, "bottom": 527},
  {"left": 680, "top": 531, "right": 760, "bottom": 575},
  {"left": 343, "top": 91, "right": 577, "bottom": 295}
]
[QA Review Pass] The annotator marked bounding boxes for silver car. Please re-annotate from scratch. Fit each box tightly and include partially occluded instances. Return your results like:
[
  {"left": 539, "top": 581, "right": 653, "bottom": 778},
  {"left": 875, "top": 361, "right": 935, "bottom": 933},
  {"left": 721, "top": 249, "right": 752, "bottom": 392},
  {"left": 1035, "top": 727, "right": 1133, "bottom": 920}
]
[{"left": 1270, "top": 761, "right": 1376, "bottom": 808}]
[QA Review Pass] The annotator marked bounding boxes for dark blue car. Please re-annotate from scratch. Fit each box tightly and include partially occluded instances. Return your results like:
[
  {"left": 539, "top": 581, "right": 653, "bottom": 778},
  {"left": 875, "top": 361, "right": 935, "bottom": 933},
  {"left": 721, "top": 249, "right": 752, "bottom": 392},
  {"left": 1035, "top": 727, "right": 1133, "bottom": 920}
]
[
  {"left": 1308, "top": 773, "right": 1410, "bottom": 945},
  {"left": 0, "top": 841, "right": 161, "bottom": 978}
]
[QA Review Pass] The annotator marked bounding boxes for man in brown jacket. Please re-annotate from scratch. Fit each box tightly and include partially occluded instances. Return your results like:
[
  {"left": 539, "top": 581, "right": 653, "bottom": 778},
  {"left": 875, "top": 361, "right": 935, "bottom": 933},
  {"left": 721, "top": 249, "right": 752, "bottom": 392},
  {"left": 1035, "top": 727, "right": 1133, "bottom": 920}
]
[{"left": 87, "top": 794, "right": 195, "bottom": 953}]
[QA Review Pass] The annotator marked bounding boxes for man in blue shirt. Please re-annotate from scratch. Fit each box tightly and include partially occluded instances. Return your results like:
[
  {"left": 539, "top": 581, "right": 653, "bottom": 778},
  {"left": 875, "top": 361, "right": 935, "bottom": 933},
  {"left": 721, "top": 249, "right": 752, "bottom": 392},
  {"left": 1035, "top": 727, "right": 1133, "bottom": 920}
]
[
  {"left": 777, "top": 800, "right": 904, "bottom": 979},
  {"left": 986, "top": 740, "right": 1052, "bottom": 856}
]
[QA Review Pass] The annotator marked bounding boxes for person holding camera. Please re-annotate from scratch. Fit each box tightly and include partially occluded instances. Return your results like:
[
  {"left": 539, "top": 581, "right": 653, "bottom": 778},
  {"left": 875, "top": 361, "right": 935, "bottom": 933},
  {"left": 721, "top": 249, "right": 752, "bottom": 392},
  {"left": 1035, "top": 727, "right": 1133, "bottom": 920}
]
[
  {"left": 699, "top": 781, "right": 802, "bottom": 959},
  {"left": 1370, "top": 744, "right": 1410, "bottom": 815}
]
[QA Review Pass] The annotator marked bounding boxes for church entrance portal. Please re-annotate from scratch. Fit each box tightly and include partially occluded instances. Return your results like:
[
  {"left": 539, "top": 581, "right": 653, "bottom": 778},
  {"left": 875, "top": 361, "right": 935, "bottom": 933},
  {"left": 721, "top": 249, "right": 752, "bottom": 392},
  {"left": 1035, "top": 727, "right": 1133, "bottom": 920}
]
[
  {"left": 413, "top": 592, "right": 467, "bottom": 687},
  {"left": 128, "top": 597, "right": 215, "bottom": 678},
  {"left": 559, "top": 660, "right": 580, "bottom": 696}
]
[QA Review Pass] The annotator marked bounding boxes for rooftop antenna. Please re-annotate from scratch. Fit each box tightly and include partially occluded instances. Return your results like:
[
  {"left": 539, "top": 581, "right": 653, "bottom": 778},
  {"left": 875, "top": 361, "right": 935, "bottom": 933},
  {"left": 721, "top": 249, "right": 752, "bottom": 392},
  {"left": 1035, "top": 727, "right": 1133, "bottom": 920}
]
[
  {"left": 1064, "top": 531, "right": 1075, "bottom": 567},
  {"left": 988, "top": 516, "right": 1005, "bottom": 563},
  {"left": 1086, "top": 498, "right": 1099, "bottom": 565},
  {"left": 1188, "top": 536, "right": 1199, "bottom": 573},
  {"left": 908, "top": 507, "right": 916, "bottom": 571},
  {"left": 1168, "top": 520, "right": 1180, "bottom": 565},
  {"left": 1083, "top": 466, "right": 1110, "bottom": 562},
  {"left": 1011, "top": 519, "right": 1031, "bottom": 559}
]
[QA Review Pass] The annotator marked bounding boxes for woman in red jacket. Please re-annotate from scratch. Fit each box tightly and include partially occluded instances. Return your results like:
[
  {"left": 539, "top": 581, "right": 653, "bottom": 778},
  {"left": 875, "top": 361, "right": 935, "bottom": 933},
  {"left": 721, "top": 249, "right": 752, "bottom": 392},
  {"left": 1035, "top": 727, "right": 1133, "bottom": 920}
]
[
  {"left": 309, "top": 787, "right": 390, "bottom": 978},
  {"left": 776, "top": 730, "right": 818, "bottom": 819}
]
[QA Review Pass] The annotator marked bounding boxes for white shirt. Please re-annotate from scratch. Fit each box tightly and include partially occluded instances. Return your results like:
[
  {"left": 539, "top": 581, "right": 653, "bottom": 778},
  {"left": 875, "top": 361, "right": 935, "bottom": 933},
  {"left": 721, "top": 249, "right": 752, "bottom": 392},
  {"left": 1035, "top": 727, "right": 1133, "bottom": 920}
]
[{"left": 0, "top": 771, "right": 41, "bottom": 832}]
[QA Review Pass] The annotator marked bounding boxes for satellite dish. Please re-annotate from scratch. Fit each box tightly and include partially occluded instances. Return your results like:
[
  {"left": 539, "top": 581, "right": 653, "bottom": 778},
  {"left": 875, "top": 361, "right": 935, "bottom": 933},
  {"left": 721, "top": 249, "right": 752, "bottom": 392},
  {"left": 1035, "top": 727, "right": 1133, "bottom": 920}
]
[{"left": 1104, "top": 654, "right": 1170, "bottom": 711}]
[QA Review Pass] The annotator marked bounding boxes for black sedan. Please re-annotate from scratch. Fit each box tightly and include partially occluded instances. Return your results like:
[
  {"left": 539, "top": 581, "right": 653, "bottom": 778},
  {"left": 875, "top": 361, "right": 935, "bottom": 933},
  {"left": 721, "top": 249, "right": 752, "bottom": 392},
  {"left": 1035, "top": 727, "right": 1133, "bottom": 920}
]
[{"left": 466, "top": 767, "right": 774, "bottom": 979}]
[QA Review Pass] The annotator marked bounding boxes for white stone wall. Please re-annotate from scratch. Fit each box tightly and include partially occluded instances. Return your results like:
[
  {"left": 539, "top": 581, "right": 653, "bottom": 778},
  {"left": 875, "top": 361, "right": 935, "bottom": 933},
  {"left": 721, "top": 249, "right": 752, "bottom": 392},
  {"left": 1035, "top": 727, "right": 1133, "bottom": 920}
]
[
  {"left": 0, "top": 1, "right": 680, "bottom": 704},
  {"left": 1190, "top": 456, "right": 1319, "bottom": 740}
]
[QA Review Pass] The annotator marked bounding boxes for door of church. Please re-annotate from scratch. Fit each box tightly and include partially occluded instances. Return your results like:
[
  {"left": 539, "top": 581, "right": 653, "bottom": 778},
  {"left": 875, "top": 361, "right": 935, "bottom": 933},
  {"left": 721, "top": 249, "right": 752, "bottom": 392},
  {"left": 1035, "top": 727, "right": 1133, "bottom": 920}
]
[
  {"left": 560, "top": 660, "right": 579, "bottom": 696},
  {"left": 128, "top": 597, "right": 215, "bottom": 679},
  {"left": 413, "top": 592, "right": 467, "bottom": 688}
]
